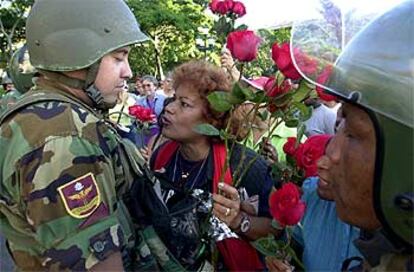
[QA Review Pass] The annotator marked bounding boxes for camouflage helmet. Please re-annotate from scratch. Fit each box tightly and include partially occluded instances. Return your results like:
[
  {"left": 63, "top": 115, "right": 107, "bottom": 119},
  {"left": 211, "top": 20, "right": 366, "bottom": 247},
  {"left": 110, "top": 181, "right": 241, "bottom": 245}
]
[
  {"left": 26, "top": 0, "right": 148, "bottom": 72},
  {"left": 9, "top": 44, "right": 36, "bottom": 93},
  {"left": 1, "top": 73, "right": 13, "bottom": 85}
]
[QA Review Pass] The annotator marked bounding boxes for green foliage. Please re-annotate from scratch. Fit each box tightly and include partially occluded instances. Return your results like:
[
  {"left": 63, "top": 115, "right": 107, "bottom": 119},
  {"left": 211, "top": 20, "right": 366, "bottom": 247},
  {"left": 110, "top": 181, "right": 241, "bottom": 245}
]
[
  {"left": 193, "top": 123, "right": 220, "bottom": 136},
  {"left": 206, "top": 91, "right": 233, "bottom": 112},
  {"left": 0, "top": 0, "right": 34, "bottom": 69},
  {"left": 126, "top": 0, "right": 212, "bottom": 78}
]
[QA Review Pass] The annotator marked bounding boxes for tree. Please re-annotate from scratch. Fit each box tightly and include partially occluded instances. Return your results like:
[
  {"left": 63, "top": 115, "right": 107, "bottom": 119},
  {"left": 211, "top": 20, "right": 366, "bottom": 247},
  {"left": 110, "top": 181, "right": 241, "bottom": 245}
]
[
  {"left": 0, "top": 0, "right": 33, "bottom": 69},
  {"left": 126, "top": 0, "right": 212, "bottom": 79}
]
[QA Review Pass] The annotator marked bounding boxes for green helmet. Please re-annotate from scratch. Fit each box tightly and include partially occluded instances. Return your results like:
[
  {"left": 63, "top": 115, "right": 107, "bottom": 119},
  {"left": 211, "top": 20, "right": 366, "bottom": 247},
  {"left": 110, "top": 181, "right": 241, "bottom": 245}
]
[
  {"left": 1, "top": 73, "right": 13, "bottom": 85},
  {"left": 26, "top": 0, "right": 148, "bottom": 71},
  {"left": 292, "top": 0, "right": 413, "bottom": 249},
  {"left": 26, "top": 0, "right": 148, "bottom": 109},
  {"left": 9, "top": 45, "right": 36, "bottom": 93}
]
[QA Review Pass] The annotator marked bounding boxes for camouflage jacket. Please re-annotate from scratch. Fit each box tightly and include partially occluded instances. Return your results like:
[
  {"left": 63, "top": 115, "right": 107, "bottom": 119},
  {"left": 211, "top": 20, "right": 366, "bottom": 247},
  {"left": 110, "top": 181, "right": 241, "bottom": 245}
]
[{"left": 0, "top": 81, "right": 158, "bottom": 271}]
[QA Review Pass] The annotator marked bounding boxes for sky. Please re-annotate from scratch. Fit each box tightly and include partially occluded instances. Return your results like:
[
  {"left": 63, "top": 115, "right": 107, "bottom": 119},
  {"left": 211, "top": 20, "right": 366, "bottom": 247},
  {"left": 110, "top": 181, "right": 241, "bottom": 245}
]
[{"left": 235, "top": 0, "right": 405, "bottom": 30}]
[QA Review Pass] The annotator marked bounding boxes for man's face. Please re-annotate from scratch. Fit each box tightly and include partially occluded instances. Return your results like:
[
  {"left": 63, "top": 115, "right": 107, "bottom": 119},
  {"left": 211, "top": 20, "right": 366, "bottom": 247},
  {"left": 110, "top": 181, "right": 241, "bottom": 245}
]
[
  {"left": 5, "top": 83, "right": 14, "bottom": 92},
  {"left": 316, "top": 148, "right": 335, "bottom": 201},
  {"left": 94, "top": 47, "right": 132, "bottom": 107},
  {"left": 142, "top": 80, "right": 156, "bottom": 96},
  {"left": 325, "top": 103, "right": 381, "bottom": 230}
]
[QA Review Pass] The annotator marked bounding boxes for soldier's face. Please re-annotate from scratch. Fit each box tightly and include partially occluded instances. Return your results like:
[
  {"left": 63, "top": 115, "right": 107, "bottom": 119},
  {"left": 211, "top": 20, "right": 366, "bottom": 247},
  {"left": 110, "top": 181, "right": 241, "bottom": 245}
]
[
  {"left": 95, "top": 47, "right": 132, "bottom": 107},
  {"left": 325, "top": 103, "right": 381, "bottom": 230}
]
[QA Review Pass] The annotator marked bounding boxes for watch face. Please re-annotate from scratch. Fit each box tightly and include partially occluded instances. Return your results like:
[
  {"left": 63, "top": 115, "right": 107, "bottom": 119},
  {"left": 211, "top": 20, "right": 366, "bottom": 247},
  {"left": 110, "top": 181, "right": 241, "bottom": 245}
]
[{"left": 240, "top": 216, "right": 251, "bottom": 233}]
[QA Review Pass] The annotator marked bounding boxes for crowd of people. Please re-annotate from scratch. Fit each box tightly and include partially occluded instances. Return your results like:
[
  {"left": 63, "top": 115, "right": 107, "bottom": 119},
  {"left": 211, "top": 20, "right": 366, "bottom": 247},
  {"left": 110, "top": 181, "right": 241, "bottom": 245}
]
[{"left": 0, "top": 0, "right": 412, "bottom": 271}]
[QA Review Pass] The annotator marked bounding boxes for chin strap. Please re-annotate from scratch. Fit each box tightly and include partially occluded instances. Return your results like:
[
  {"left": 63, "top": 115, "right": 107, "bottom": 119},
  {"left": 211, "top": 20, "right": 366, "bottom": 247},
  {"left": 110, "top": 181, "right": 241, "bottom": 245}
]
[{"left": 37, "top": 60, "right": 113, "bottom": 110}]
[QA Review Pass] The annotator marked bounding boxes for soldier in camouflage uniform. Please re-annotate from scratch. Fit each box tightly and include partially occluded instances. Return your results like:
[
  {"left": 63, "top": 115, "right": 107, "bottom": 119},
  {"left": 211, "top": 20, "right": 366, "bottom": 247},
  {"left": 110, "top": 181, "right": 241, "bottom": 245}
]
[
  {"left": 0, "top": 74, "right": 21, "bottom": 115},
  {"left": 0, "top": 0, "right": 181, "bottom": 271}
]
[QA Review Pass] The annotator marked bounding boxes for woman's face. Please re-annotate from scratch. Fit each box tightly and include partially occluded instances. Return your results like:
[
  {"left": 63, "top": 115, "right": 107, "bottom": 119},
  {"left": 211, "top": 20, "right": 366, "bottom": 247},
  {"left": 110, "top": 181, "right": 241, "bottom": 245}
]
[{"left": 161, "top": 82, "right": 208, "bottom": 143}]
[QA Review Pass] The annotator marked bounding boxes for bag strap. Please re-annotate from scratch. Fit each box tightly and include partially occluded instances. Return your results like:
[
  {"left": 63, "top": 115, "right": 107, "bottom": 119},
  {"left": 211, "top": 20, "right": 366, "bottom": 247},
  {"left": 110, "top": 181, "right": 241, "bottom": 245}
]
[
  {"left": 0, "top": 91, "right": 99, "bottom": 125},
  {"left": 212, "top": 142, "right": 233, "bottom": 193},
  {"left": 152, "top": 140, "right": 179, "bottom": 171}
]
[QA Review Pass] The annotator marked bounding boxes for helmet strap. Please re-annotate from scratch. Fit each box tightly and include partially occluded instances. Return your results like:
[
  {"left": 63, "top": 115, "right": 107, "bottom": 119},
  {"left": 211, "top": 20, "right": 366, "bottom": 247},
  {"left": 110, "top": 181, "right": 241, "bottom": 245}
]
[{"left": 39, "top": 60, "right": 112, "bottom": 110}]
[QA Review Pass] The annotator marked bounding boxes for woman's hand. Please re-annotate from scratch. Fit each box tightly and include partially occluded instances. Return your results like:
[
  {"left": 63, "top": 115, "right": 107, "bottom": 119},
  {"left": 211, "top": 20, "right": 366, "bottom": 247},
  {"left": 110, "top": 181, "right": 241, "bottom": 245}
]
[
  {"left": 266, "top": 256, "right": 294, "bottom": 272},
  {"left": 220, "top": 49, "right": 241, "bottom": 81},
  {"left": 259, "top": 137, "right": 278, "bottom": 164},
  {"left": 212, "top": 182, "right": 242, "bottom": 229}
]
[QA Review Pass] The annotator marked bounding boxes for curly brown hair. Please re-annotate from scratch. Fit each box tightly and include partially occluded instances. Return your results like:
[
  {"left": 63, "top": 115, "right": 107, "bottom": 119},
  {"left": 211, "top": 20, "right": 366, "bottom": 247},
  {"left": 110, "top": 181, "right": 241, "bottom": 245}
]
[{"left": 172, "top": 60, "right": 232, "bottom": 130}]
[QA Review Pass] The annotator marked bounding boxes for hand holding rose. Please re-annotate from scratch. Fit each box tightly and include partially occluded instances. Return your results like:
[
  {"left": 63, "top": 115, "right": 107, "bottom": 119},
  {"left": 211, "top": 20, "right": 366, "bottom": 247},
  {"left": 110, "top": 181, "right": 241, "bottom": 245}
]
[{"left": 212, "top": 182, "right": 241, "bottom": 228}]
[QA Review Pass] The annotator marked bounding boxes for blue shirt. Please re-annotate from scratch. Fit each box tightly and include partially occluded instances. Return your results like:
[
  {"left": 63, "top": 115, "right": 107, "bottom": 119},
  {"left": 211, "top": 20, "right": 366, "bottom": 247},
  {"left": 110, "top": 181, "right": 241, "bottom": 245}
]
[
  {"left": 293, "top": 177, "right": 362, "bottom": 271},
  {"left": 136, "top": 93, "right": 166, "bottom": 117}
]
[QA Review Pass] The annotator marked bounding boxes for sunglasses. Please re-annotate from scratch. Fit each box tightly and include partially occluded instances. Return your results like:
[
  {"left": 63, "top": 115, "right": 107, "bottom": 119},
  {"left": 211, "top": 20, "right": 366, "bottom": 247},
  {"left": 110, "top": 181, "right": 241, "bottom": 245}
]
[{"left": 143, "top": 84, "right": 153, "bottom": 87}]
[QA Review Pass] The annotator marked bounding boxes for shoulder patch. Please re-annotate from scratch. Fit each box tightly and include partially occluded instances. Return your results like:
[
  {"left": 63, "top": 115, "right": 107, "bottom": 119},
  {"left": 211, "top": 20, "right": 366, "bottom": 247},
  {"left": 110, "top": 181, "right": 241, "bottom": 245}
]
[{"left": 58, "top": 173, "right": 101, "bottom": 219}]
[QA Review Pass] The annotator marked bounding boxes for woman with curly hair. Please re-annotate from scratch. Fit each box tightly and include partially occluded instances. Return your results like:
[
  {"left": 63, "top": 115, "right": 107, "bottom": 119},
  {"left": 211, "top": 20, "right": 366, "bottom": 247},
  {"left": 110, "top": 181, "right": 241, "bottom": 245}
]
[{"left": 145, "top": 60, "right": 277, "bottom": 271}]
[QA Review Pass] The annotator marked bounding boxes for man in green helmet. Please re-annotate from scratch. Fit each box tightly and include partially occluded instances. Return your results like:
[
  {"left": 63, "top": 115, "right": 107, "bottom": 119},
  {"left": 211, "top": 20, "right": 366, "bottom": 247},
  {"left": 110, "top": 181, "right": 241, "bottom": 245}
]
[
  {"left": 0, "top": 0, "right": 178, "bottom": 271},
  {"left": 268, "top": 1, "right": 413, "bottom": 271},
  {"left": 0, "top": 73, "right": 21, "bottom": 115},
  {"left": 315, "top": 1, "right": 413, "bottom": 270}
]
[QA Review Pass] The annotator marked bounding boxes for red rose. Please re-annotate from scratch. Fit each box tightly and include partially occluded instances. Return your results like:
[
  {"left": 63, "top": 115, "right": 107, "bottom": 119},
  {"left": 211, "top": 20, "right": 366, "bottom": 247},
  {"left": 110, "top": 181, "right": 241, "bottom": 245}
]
[
  {"left": 269, "top": 182, "right": 306, "bottom": 226},
  {"left": 316, "top": 66, "right": 336, "bottom": 102},
  {"left": 227, "top": 30, "right": 261, "bottom": 62},
  {"left": 224, "top": 0, "right": 234, "bottom": 10},
  {"left": 294, "top": 48, "right": 318, "bottom": 75},
  {"left": 216, "top": 0, "right": 232, "bottom": 15},
  {"left": 264, "top": 77, "right": 292, "bottom": 97},
  {"left": 232, "top": 1, "right": 246, "bottom": 17},
  {"left": 209, "top": 0, "right": 220, "bottom": 13},
  {"left": 294, "top": 134, "right": 332, "bottom": 177},
  {"left": 283, "top": 137, "right": 298, "bottom": 157},
  {"left": 271, "top": 42, "right": 301, "bottom": 80},
  {"left": 128, "top": 105, "right": 156, "bottom": 123}
]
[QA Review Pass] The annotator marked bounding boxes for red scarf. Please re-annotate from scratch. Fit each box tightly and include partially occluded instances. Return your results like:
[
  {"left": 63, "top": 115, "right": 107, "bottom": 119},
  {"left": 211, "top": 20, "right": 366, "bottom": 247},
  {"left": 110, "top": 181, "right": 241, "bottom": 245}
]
[{"left": 153, "top": 141, "right": 264, "bottom": 271}]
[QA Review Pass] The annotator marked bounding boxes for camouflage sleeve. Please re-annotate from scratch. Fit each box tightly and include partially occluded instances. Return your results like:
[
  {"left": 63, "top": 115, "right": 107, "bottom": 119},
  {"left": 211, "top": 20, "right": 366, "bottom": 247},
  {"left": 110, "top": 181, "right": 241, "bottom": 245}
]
[{"left": 1, "top": 134, "right": 127, "bottom": 271}]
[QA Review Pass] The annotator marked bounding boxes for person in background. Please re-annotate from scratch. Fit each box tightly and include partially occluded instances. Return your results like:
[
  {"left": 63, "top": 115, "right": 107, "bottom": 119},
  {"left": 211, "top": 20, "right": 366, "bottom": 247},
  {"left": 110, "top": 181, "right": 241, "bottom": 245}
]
[
  {"left": 266, "top": 135, "right": 362, "bottom": 271},
  {"left": 0, "top": 74, "right": 20, "bottom": 115},
  {"left": 133, "top": 75, "right": 144, "bottom": 97},
  {"left": 304, "top": 97, "right": 336, "bottom": 137},
  {"left": 134, "top": 75, "right": 165, "bottom": 147},
  {"left": 158, "top": 72, "right": 174, "bottom": 97},
  {"left": 136, "top": 75, "right": 165, "bottom": 116}
]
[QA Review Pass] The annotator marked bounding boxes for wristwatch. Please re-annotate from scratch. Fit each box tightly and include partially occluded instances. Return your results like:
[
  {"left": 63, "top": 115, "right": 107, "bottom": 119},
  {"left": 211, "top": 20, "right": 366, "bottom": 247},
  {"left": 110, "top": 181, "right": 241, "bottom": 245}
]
[{"left": 240, "top": 214, "right": 251, "bottom": 234}]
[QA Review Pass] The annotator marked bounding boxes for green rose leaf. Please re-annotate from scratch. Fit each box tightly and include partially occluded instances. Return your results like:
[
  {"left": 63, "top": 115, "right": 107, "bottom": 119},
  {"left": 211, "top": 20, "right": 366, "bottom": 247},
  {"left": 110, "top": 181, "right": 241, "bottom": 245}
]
[
  {"left": 231, "top": 83, "right": 247, "bottom": 103},
  {"left": 292, "top": 80, "right": 313, "bottom": 102},
  {"left": 292, "top": 102, "right": 312, "bottom": 121},
  {"left": 240, "top": 85, "right": 255, "bottom": 100},
  {"left": 251, "top": 90, "right": 267, "bottom": 103},
  {"left": 235, "top": 24, "right": 249, "bottom": 31},
  {"left": 273, "top": 91, "right": 293, "bottom": 107},
  {"left": 193, "top": 123, "right": 220, "bottom": 136},
  {"left": 259, "top": 110, "right": 269, "bottom": 121},
  {"left": 207, "top": 91, "right": 233, "bottom": 112},
  {"left": 285, "top": 118, "right": 299, "bottom": 128}
]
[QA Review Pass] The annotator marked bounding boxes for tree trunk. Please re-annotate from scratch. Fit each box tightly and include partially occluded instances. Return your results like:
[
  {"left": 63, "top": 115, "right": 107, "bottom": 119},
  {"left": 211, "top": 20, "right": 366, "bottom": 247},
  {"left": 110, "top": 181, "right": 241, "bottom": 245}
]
[{"left": 153, "top": 35, "right": 164, "bottom": 80}]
